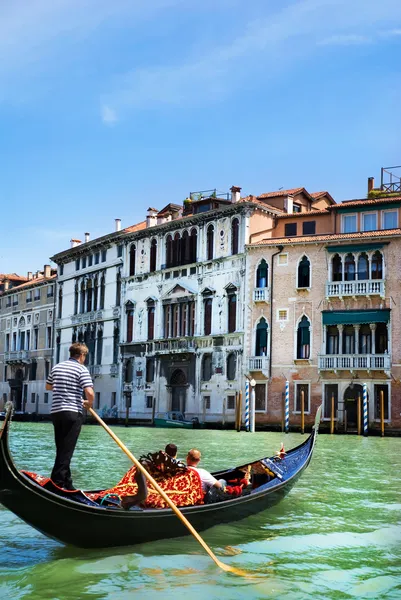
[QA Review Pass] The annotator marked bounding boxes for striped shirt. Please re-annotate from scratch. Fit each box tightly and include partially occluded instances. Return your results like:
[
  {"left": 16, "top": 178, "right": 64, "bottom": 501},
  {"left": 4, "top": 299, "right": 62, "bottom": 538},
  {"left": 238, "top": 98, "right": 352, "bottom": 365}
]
[{"left": 46, "top": 358, "right": 93, "bottom": 414}]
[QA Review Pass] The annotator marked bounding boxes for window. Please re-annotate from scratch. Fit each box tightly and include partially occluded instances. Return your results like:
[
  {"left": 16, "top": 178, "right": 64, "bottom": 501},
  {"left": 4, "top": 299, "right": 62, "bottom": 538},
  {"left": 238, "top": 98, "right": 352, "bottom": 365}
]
[
  {"left": 285, "top": 223, "right": 297, "bottom": 237},
  {"left": 323, "top": 383, "right": 338, "bottom": 419},
  {"left": 5, "top": 334, "right": 10, "bottom": 352},
  {"left": 146, "top": 396, "right": 153, "bottom": 409},
  {"left": 371, "top": 251, "right": 383, "bottom": 279},
  {"left": 227, "top": 396, "right": 235, "bottom": 410},
  {"left": 295, "top": 382, "right": 310, "bottom": 412},
  {"left": 111, "top": 392, "right": 116, "bottom": 406},
  {"left": 204, "top": 298, "right": 212, "bottom": 335},
  {"left": 202, "top": 354, "right": 212, "bottom": 381},
  {"left": 88, "top": 255, "right": 93, "bottom": 267},
  {"left": 374, "top": 384, "right": 389, "bottom": 420},
  {"left": 44, "top": 393, "right": 49, "bottom": 404},
  {"left": 297, "top": 256, "right": 310, "bottom": 288},
  {"left": 146, "top": 358, "right": 155, "bottom": 383},
  {"left": 226, "top": 353, "right": 236, "bottom": 380},
  {"left": 362, "top": 212, "right": 377, "bottom": 232},
  {"left": 45, "top": 361, "right": 50, "bottom": 379},
  {"left": 81, "top": 257, "right": 87, "bottom": 269},
  {"left": 360, "top": 325, "right": 372, "bottom": 354},
  {"left": 4, "top": 366, "right": 8, "bottom": 381},
  {"left": 277, "top": 253, "right": 288, "bottom": 266},
  {"left": 344, "top": 254, "right": 356, "bottom": 281},
  {"left": 95, "top": 252, "right": 100, "bottom": 265},
  {"left": 34, "top": 288, "right": 41, "bottom": 301},
  {"left": 255, "top": 383, "right": 267, "bottom": 411},
  {"left": 47, "top": 284, "right": 54, "bottom": 297},
  {"left": 96, "top": 329, "right": 103, "bottom": 365},
  {"left": 332, "top": 254, "right": 342, "bottom": 281},
  {"left": 376, "top": 323, "right": 388, "bottom": 354},
  {"left": 150, "top": 239, "right": 157, "bottom": 272},
  {"left": 95, "top": 392, "right": 100, "bottom": 409},
  {"left": 297, "top": 316, "right": 310, "bottom": 359},
  {"left": 13, "top": 294, "right": 18, "bottom": 306},
  {"left": 129, "top": 244, "right": 136, "bottom": 276},
  {"left": 101, "top": 249, "right": 107, "bottom": 262},
  {"left": 204, "top": 395, "right": 211, "bottom": 409},
  {"left": 117, "top": 245, "right": 123, "bottom": 258},
  {"left": 26, "top": 291, "right": 32, "bottom": 303},
  {"left": 302, "top": 221, "right": 316, "bottom": 235},
  {"left": 59, "top": 265, "right": 64, "bottom": 276},
  {"left": 357, "top": 253, "right": 369, "bottom": 280},
  {"left": 116, "top": 271, "right": 121, "bottom": 306},
  {"left": 75, "top": 259, "right": 80, "bottom": 271},
  {"left": 33, "top": 328, "right": 39, "bottom": 350},
  {"left": 382, "top": 210, "right": 398, "bottom": 229},
  {"left": 207, "top": 225, "right": 214, "bottom": 260},
  {"left": 31, "top": 392, "right": 36, "bottom": 404},
  {"left": 100, "top": 276, "right": 105, "bottom": 310},
  {"left": 293, "top": 203, "right": 301, "bottom": 213},
  {"left": 343, "top": 325, "right": 355, "bottom": 354},
  {"left": 147, "top": 302, "right": 155, "bottom": 340},
  {"left": 58, "top": 287, "right": 63, "bottom": 319},
  {"left": 47, "top": 326, "right": 52, "bottom": 348},
  {"left": 227, "top": 291, "right": 237, "bottom": 333},
  {"left": 277, "top": 309, "right": 288, "bottom": 322},
  {"left": 326, "top": 326, "right": 339, "bottom": 354},
  {"left": 30, "top": 361, "right": 37, "bottom": 381},
  {"left": 231, "top": 218, "right": 239, "bottom": 255},
  {"left": 342, "top": 214, "right": 357, "bottom": 233},
  {"left": 255, "top": 318, "right": 268, "bottom": 356},
  {"left": 126, "top": 305, "right": 134, "bottom": 342},
  {"left": 125, "top": 360, "right": 133, "bottom": 383},
  {"left": 256, "top": 260, "right": 268, "bottom": 288}
]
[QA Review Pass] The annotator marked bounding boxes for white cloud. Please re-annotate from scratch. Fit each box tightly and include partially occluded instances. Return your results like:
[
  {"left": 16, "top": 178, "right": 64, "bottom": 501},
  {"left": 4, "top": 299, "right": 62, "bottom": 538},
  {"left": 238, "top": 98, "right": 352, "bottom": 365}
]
[
  {"left": 101, "top": 105, "right": 118, "bottom": 125},
  {"left": 318, "top": 34, "right": 372, "bottom": 46}
]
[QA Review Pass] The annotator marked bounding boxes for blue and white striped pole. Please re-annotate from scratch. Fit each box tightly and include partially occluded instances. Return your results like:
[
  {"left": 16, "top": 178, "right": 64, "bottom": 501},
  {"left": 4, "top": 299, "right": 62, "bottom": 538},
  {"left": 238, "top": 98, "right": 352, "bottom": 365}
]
[
  {"left": 363, "top": 383, "right": 368, "bottom": 436},
  {"left": 285, "top": 380, "right": 290, "bottom": 433},
  {"left": 245, "top": 380, "right": 250, "bottom": 432}
]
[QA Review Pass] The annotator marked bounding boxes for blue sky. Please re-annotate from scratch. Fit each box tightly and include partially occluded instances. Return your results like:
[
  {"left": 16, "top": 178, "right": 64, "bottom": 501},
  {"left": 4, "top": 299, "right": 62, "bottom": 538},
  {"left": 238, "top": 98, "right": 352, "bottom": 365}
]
[{"left": 1, "top": 0, "right": 400, "bottom": 274}]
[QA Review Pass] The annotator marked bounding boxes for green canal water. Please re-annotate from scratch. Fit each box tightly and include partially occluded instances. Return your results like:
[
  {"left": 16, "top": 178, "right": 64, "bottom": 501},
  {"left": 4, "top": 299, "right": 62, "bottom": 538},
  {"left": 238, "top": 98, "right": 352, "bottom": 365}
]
[{"left": 0, "top": 422, "right": 400, "bottom": 600}]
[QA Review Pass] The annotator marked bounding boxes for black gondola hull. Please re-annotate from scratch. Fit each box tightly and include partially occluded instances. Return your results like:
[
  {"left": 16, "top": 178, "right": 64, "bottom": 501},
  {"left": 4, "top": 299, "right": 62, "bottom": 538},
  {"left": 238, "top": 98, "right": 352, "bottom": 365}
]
[{"left": 0, "top": 406, "right": 320, "bottom": 548}]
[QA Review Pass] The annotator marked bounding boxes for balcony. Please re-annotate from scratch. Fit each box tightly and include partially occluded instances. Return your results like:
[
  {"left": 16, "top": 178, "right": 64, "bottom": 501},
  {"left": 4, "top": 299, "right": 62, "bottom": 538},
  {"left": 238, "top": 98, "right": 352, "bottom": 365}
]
[
  {"left": 154, "top": 338, "right": 196, "bottom": 354},
  {"left": 326, "top": 280, "right": 385, "bottom": 298},
  {"left": 253, "top": 287, "right": 270, "bottom": 302},
  {"left": 248, "top": 356, "right": 269, "bottom": 373},
  {"left": 318, "top": 354, "right": 391, "bottom": 372},
  {"left": 5, "top": 351, "right": 29, "bottom": 363},
  {"left": 89, "top": 365, "right": 102, "bottom": 377},
  {"left": 110, "top": 364, "right": 119, "bottom": 376}
]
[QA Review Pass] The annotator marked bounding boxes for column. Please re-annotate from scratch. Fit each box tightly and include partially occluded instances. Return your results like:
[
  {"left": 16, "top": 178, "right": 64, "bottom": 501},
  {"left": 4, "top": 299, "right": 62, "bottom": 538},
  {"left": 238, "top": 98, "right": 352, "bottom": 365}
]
[
  {"left": 386, "top": 322, "right": 391, "bottom": 355},
  {"left": 338, "top": 325, "right": 344, "bottom": 355},
  {"left": 322, "top": 324, "right": 327, "bottom": 354},
  {"left": 370, "top": 323, "right": 376, "bottom": 354},
  {"left": 354, "top": 325, "right": 360, "bottom": 354},
  {"left": 368, "top": 254, "right": 372, "bottom": 280}
]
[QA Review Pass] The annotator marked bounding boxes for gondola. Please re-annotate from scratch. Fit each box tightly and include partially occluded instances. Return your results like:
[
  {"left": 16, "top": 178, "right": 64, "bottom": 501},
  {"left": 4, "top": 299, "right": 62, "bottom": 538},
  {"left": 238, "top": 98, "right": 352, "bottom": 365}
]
[{"left": 0, "top": 405, "right": 321, "bottom": 549}]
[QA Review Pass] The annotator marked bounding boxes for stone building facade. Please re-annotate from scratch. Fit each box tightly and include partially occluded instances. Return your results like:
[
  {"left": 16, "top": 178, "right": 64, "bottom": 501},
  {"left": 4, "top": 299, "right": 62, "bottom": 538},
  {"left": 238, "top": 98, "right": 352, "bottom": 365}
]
[{"left": 0, "top": 267, "right": 56, "bottom": 413}]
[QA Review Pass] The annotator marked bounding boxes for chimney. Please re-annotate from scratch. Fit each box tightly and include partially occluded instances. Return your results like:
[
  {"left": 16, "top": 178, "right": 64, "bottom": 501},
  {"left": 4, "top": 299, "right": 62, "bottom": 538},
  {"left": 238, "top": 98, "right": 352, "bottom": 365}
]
[
  {"left": 84, "top": 232, "right": 90, "bottom": 243},
  {"left": 146, "top": 208, "right": 158, "bottom": 228},
  {"left": 368, "top": 177, "right": 375, "bottom": 195},
  {"left": 27, "top": 272, "right": 33, "bottom": 280},
  {"left": 4, "top": 279, "right": 9, "bottom": 291},
  {"left": 115, "top": 219, "right": 121, "bottom": 232},
  {"left": 230, "top": 185, "right": 242, "bottom": 203},
  {"left": 44, "top": 264, "right": 51, "bottom": 278},
  {"left": 70, "top": 239, "right": 81, "bottom": 248},
  {"left": 286, "top": 194, "right": 294, "bottom": 214}
]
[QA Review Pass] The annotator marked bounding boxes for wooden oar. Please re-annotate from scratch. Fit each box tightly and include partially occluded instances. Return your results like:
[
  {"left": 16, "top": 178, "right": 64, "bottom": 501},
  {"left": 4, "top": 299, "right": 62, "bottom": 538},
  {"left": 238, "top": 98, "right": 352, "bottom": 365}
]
[{"left": 89, "top": 408, "right": 247, "bottom": 576}]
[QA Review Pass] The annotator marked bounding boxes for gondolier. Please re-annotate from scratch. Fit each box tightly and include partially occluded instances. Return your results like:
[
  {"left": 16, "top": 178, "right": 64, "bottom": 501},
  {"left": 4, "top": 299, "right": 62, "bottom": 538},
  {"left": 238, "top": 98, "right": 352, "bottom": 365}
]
[{"left": 45, "top": 343, "right": 94, "bottom": 490}]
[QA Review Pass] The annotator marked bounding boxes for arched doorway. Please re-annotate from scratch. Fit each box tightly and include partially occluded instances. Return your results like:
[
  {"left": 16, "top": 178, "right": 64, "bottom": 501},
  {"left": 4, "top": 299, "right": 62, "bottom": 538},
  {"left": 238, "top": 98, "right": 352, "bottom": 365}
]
[
  {"left": 343, "top": 383, "right": 365, "bottom": 429},
  {"left": 170, "top": 369, "right": 187, "bottom": 413}
]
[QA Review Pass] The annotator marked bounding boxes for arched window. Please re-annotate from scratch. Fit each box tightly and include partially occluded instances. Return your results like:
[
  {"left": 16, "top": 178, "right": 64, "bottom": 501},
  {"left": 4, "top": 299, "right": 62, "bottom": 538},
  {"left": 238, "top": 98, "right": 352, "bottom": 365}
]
[
  {"left": 256, "top": 260, "right": 268, "bottom": 288},
  {"left": 204, "top": 298, "right": 212, "bottom": 335},
  {"left": 150, "top": 239, "right": 157, "bottom": 272},
  {"left": 147, "top": 300, "right": 155, "bottom": 340},
  {"left": 332, "top": 254, "right": 342, "bottom": 282},
  {"left": 93, "top": 277, "right": 98, "bottom": 311},
  {"left": 96, "top": 328, "right": 103, "bottom": 365},
  {"left": 72, "top": 329, "right": 77, "bottom": 343},
  {"left": 190, "top": 228, "right": 197, "bottom": 263},
  {"left": 376, "top": 322, "right": 388, "bottom": 353},
  {"left": 126, "top": 302, "right": 134, "bottom": 342},
  {"left": 255, "top": 318, "right": 268, "bottom": 356},
  {"left": 166, "top": 235, "right": 173, "bottom": 268},
  {"left": 360, "top": 324, "right": 371, "bottom": 354},
  {"left": 173, "top": 233, "right": 181, "bottom": 266},
  {"left": 344, "top": 254, "right": 356, "bottom": 281},
  {"left": 226, "top": 353, "right": 236, "bottom": 381},
  {"left": 343, "top": 325, "right": 355, "bottom": 354},
  {"left": 74, "top": 283, "right": 79, "bottom": 315},
  {"left": 182, "top": 230, "right": 190, "bottom": 265},
  {"left": 125, "top": 359, "right": 133, "bottom": 383},
  {"left": 231, "top": 218, "right": 239, "bottom": 255},
  {"left": 58, "top": 287, "right": 63, "bottom": 319},
  {"left": 86, "top": 279, "right": 92, "bottom": 313},
  {"left": 371, "top": 251, "right": 383, "bottom": 279},
  {"left": 129, "top": 244, "right": 136, "bottom": 276},
  {"left": 297, "top": 256, "right": 310, "bottom": 288},
  {"left": 207, "top": 225, "right": 214, "bottom": 261},
  {"left": 227, "top": 289, "right": 237, "bottom": 333},
  {"left": 113, "top": 323, "right": 119, "bottom": 364},
  {"left": 116, "top": 271, "right": 121, "bottom": 306},
  {"left": 357, "top": 253, "right": 369, "bottom": 280},
  {"left": 100, "top": 276, "right": 105, "bottom": 310},
  {"left": 202, "top": 354, "right": 212, "bottom": 381},
  {"left": 297, "top": 316, "right": 310, "bottom": 359}
]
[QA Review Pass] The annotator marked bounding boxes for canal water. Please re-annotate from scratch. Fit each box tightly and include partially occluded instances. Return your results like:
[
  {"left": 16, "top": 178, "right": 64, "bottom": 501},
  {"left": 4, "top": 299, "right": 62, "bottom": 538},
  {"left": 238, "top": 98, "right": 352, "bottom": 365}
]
[{"left": 1, "top": 422, "right": 400, "bottom": 600}]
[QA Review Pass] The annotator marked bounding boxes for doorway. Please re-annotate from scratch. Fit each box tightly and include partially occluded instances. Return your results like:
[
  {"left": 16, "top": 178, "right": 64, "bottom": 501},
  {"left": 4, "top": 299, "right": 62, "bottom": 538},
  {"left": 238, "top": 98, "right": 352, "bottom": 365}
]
[
  {"left": 343, "top": 383, "right": 364, "bottom": 429},
  {"left": 170, "top": 369, "right": 187, "bottom": 414}
]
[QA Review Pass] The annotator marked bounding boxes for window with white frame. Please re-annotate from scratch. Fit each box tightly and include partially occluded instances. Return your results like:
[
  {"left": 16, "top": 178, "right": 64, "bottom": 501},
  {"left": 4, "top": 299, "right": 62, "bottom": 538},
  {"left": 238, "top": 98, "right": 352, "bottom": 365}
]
[
  {"left": 277, "top": 253, "right": 288, "bottom": 266},
  {"left": 294, "top": 382, "right": 310, "bottom": 413},
  {"left": 362, "top": 212, "right": 377, "bottom": 232},
  {"left": 342, "top": 214, "right": 357, "bottom": 233},
  {"left": 277, "top": 308, "right": 288, "bottom": 322},
  {"left": 255, "top": 383, "right": 267, "bottom": 412},
  {"left": 226, "top": 395, "right": 235, "bottom": 410},
  {"left": 203, "top": 395, "right": 211, "bottom": 410},
  {"left": 382, "top": 210, "right": 398, "bottom": 230}
]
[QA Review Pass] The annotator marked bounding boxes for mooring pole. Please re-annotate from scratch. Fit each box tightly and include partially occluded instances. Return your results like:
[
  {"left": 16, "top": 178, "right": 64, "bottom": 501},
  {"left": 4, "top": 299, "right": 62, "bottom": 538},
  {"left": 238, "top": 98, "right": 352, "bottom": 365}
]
[
  {"left": 285, "top": 380, "right": 290, "bottom": 433},
  {"left": 363, "top": 383, "right": 368, "bottom": 437},
  {"left": 380, "top": 389, "right": 385, "bottom": 437},
  {"left": 301, "top": 389, "right": 305, "bottom": 434},
  {"left": 330, "top": 393, "right": 335, "bottom": 434},
  {"left": 357, "top": 394, "right": 361, "bottom": 436}
]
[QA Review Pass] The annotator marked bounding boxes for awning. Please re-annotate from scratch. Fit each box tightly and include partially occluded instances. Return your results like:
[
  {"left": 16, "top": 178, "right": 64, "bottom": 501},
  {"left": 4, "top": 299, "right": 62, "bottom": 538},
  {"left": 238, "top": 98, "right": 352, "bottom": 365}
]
[
  {"left": 322, "top": 309, "right": 390, "bottom": 326},
  {"left": 326, "top": 243, "right": 387, "bottom": 253}
]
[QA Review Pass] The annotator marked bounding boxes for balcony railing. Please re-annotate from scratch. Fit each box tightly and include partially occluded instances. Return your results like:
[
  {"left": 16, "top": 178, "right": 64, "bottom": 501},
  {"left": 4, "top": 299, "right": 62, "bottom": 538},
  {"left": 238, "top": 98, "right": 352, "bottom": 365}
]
[
  {"left": 110, "top": 364, "right": 119, "bottom": 376},
  {"left": 154, "top": 339, "right": 196, "bottom": 353},
  {"left": 248, "top": 356, "right": 269, "bottom": 372},
  {"left": 253, "top": 287, "right": 270, "bottom": 302},
  {"left": 4, "top": 351, "right": 29, "bottom": 362},
  {"left": 326, "top": 280, "right": 385, "bottom": 298},
  {"left": 318, "top": 353, "right": 391, "bottom": 371},
  {"left": 89, "top": 365, "right": 101, "bottom": 376}
]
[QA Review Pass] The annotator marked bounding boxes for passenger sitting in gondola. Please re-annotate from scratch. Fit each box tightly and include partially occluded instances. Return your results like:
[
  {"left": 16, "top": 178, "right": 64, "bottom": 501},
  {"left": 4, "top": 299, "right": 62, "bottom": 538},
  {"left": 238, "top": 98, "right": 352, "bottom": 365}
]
[
  {"left": 165, "top": 443, "right": 178, "bottom": 460},
  {"left": 186, "top": 449, "right": 227, "bottom": 493}
]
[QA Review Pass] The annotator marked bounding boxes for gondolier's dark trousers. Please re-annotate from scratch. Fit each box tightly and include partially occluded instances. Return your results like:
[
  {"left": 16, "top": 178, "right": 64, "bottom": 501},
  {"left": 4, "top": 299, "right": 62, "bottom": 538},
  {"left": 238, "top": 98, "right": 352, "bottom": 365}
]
[{"left": 51, "top": 411, "right": 83, "bottom": 490}]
